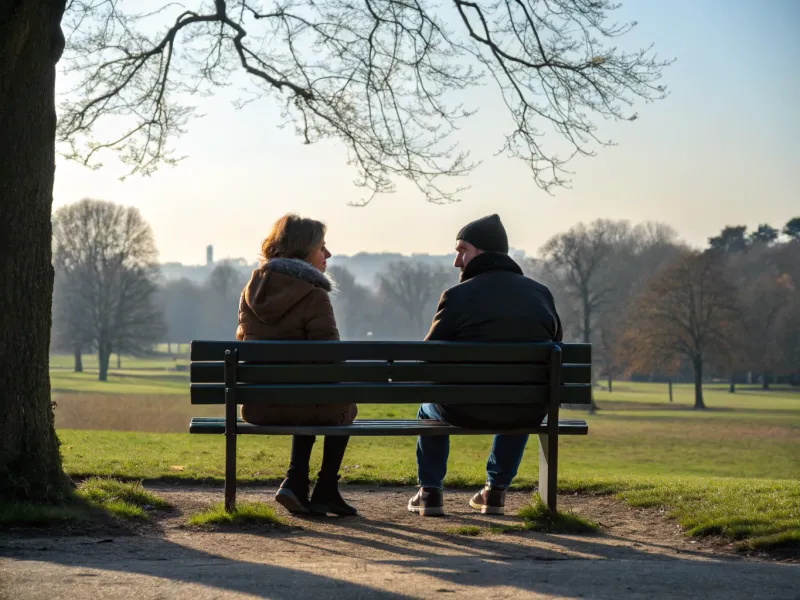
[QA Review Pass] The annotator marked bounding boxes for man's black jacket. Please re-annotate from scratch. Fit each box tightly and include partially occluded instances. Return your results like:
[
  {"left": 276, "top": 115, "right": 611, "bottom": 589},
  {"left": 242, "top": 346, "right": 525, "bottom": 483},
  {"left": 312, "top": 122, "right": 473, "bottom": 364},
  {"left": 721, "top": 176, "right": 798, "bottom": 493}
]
[{"left": 425, "top": 252, "right": 562, "bottom": 428}]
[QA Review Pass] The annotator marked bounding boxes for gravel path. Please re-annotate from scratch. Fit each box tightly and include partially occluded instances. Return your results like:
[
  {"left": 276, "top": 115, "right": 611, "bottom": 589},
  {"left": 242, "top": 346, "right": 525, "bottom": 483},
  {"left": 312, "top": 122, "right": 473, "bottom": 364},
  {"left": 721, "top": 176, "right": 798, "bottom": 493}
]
[{"left": 1, "top": 485, "right": 797, "bottom": 599}]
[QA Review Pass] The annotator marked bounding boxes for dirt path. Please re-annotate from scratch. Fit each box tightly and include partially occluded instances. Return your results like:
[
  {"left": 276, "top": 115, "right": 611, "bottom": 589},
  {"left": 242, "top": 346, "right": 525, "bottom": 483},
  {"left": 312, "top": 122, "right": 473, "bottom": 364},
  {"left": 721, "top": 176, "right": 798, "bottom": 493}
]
[{"left": 1, "top": 485, "right": 797, "bottom": 599}]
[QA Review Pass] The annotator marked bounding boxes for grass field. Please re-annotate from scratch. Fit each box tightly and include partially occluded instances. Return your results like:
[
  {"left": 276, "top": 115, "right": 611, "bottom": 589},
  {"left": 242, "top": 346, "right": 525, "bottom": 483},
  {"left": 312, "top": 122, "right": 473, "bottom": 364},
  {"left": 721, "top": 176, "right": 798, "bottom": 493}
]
[
  {"left": 50, "top": 354, "right": 800, "bottom": 550},
  {"left": 50, "top": 353, "right": 189, "bottom": 371}
]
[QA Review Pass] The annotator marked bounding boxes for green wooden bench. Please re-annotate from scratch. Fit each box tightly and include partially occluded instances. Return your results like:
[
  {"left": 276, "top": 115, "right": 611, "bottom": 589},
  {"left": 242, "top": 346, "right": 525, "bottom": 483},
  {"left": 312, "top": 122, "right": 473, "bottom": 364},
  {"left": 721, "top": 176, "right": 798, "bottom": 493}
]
[{"left": 189, "top": 340, "right": 592, "bottom": 513}]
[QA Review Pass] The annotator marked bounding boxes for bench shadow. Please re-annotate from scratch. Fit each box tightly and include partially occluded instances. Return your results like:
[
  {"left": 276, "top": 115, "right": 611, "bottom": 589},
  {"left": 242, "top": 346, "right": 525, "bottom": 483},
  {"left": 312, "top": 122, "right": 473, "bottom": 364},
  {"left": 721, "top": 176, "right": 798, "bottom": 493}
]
[
  {"left": 3, "top": 516, "right": 798, "bottom": 599},
  {"left": 1, "top": 532, "right": 412, "bottom": 599}
]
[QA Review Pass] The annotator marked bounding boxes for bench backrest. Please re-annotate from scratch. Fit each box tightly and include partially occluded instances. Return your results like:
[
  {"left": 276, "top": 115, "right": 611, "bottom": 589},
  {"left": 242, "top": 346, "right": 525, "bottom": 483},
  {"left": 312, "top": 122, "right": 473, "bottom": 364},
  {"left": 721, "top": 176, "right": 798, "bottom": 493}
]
[{"left": 190, "top": 340, "right": 592, "bottom": 407}]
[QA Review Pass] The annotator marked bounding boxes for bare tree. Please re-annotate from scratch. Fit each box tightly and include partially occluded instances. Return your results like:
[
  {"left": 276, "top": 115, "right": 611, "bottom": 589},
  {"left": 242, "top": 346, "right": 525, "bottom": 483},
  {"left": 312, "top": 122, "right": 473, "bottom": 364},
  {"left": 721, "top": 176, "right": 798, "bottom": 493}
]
[
  {"left": 51, "top": 270, "right": 93, "bottom": 372},
  {"left": 596, "top": 222, "right": 682, "bottom": 391},
  {"left": 773, "top": 294, "right": 800, "bottom": 386},
  {"left": 727, "top": 246, "right": 796, "bottom": 390},
  {"left": 379, "top": 261, "right": 453, "bottom": 338},
  {"left": 1, "top": 0, "right": 669, "bottom": 501},
  {"left": 540, "top": 220, "right": 632, "bottom": 344},
  {"left": 619, "top": 333, "right": 681, "bottom": 403},
  {"left": 52, "top": 199, "right": 164, "bottom": 381},
  {"left": 57, "top": 0, "right": 670, "bottom": 200},
  {"left": 539, "top": 219, "right": 629, "bottom": 411},
  {"left": 784, "top": 217, "right": 800, "bottom": 241},
  {"left": 623, "top": 251, "right": 741, "bottom": 409}
]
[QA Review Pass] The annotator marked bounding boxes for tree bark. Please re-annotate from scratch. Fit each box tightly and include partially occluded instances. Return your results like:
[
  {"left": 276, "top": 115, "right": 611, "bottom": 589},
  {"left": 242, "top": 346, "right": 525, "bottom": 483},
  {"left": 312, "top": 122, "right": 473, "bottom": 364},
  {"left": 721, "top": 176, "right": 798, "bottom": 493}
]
[
  {"left": 0, "top": 0, "right": 71, "bottom": 502},
  {"left": 761, "top": 371, "right": 770, "bottom": 390},
  {"left": 692, "top": 357, "right": 706, "bottom": 409},
  {"left": 73, "top": 347, "right": 83, "bottom": 373},
  {"left": 117, "top": 353, "right": 121, "bottom": 370},
  {"left": 607, "top": 375, "right": 612, "bottom": 393},
  {"left": 668, "top": 378, "right": 673, "bottom": 403},
  {"left": 729, "top": 373, "right": 735, "bottom": 394},
  {"left": 98, "top": 344, "right": 112, "bottom": 382}
]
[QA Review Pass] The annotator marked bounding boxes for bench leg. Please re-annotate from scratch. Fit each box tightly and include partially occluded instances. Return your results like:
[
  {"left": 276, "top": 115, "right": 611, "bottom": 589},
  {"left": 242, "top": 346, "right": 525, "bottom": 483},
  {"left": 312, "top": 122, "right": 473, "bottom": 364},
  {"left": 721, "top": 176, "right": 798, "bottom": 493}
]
[
  {"left": 538, "top": 433, "right": 558, "bottom": 514},
  {"left": 224, "top": 431, "right": 237, "bottom": 513},
  {"left": 223, "top": 348, "right": 238, "bottom": 513}
]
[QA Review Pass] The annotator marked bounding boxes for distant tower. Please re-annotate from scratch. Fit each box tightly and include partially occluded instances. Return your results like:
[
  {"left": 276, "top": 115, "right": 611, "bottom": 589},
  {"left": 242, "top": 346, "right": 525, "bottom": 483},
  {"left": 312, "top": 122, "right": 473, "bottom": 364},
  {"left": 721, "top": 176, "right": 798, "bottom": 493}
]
[{"left": 206, "top": 245, "right": 214, "bottom": 266}]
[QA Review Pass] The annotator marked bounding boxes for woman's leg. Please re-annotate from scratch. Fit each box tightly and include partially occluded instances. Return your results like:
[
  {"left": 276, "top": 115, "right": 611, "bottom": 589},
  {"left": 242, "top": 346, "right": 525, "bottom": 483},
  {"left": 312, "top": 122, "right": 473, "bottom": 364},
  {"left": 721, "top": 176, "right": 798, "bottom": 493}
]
[
  {"left": 287, "top": 435, "right": 315, "bottom": 481},
  {"left": 310, "top": 436, "right": 357, "bottom": 516},
  {"left": 275, "top": 435, "right": 315, "bottom": 514},
  {"left": 318, "top": 435, "right": 349, "bottom": 481}
]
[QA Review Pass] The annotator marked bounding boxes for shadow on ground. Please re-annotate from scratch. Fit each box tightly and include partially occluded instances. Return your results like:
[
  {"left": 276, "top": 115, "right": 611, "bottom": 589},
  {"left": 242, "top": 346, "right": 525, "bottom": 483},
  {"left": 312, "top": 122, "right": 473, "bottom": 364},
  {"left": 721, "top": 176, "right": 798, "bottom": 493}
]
[{"left": 1, "top": 486, "right": 798, "bottom": 599}]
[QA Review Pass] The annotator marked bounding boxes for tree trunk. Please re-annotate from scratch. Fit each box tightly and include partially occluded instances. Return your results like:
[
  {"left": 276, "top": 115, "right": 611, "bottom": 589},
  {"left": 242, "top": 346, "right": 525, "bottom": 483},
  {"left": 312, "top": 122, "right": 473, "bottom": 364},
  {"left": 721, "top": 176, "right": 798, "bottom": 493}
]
[
  {"left": 98, "top": 345, "right": 112, "bottom": 382},
  {"left": 167, "top": 342, "right": 172, "bottom": 354},
  {"left": 729, "top": 373, "right": 735, "bottom": 394},
  {"left": 117, "top": 353, "right": 121, "bottom": 369},
  {"left": 0, "top": 0, "right": 71, "bottom": 503},
  {"left": 761, "top": 371, "right": 770, "bottom": 390},
  {"left": 73, "top": 347, "right": 83, "bottom": 372},
  {"left": 692, "top": 357, "right": 706, "bottom": 410},
  {"left": 668, "top": 378, "right": 673, "bottom": 403},
  {"left": 607, "top": 375, "right": 612, "bottom": 393}
]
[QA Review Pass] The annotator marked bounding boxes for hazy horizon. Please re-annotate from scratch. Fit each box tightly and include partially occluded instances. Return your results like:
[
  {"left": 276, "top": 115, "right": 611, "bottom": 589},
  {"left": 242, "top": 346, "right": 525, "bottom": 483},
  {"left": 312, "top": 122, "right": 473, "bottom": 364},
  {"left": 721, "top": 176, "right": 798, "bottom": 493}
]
[{"left": 53, "top": 0, "right": 799, "bottom": 265}]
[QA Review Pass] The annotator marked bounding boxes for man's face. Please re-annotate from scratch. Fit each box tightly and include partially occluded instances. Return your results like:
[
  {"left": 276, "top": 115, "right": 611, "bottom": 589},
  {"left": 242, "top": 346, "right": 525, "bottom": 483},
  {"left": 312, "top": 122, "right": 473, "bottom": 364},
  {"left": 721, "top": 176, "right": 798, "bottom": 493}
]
[{"left": 454, "top": 240, "right": 482, "bottom": 272}]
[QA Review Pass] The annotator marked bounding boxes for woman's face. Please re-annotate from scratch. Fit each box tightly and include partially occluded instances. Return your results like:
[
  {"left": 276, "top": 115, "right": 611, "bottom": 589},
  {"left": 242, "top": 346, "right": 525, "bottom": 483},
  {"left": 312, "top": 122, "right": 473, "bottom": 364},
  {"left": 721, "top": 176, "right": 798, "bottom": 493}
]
[{"left": 307, "top": 241, "right": 331, "bottom": 273}]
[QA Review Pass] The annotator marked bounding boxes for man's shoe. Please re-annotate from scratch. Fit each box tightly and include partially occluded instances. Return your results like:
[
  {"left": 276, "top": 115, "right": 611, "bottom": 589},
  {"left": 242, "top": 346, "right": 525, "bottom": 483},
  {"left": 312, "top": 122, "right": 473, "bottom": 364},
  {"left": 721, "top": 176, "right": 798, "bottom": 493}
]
[
  {"left": 275, "top": 477, "right": 311, "bottom": 514},
  {"left": 469, "top": 485, "right": 506, "bottom": 515},
  {"left": 408, "top": 487, "right": 445, "bottom": 516},
  {"left": 309, "top": 477, "right": 358, "bottom": 516}
]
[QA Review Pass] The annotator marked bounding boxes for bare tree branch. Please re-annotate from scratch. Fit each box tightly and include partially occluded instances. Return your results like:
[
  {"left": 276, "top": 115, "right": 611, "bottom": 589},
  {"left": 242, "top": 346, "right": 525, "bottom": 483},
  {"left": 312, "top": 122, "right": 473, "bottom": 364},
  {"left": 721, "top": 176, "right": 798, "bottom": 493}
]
[{"left": 58, "top": 0, "right": 671, "bottom": 200}]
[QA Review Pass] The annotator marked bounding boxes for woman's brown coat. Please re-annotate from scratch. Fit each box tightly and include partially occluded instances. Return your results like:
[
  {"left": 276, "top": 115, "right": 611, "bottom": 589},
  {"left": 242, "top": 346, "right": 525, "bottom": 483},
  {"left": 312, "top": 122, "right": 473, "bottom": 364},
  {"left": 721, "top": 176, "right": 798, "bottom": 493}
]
[{"left": 236, "top": 258, "right": 356, "bottom": 425}]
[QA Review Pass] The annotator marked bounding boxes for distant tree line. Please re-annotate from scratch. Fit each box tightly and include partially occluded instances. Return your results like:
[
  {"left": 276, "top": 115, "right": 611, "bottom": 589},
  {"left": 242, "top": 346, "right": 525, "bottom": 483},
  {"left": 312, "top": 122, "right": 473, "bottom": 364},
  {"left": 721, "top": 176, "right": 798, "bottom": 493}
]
[
  {"left": 51, "top": 199, "right": 164, "bottom": 380},
  {"left": 52, "top": 200, "right": 800, "bottom": 402}
]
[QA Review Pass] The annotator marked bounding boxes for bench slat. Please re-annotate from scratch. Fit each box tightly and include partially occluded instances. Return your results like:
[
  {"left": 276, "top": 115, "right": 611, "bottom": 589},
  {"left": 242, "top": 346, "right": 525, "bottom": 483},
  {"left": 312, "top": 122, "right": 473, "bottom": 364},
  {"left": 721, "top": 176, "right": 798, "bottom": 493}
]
[
  {"left": 190, "top": 382, "right": 592, "bottom": 405},
  {"left": 190, "top": 362, "right": 592, "bottom": 385},
  {"left": 190, "top": 340, "right": 591, "bottom": 364},
  {"left": 188, "top": 417, "right": 589, "bottom": 436}
]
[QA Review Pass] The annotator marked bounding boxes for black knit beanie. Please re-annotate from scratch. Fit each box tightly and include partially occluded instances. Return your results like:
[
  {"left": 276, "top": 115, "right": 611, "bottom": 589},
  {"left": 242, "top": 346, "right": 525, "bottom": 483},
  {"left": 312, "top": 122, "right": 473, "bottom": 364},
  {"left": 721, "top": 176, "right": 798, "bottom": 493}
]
[{"left": 456, "top": 214, "right": 509, "bottom": 254}]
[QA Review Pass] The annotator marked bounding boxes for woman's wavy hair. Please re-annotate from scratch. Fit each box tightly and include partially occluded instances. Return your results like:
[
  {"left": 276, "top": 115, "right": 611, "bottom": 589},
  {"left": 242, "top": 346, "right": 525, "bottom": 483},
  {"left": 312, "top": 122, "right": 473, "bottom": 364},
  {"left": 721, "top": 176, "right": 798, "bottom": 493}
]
[{"left": 260, "top": 213, "right": 326, "bottom": 262}]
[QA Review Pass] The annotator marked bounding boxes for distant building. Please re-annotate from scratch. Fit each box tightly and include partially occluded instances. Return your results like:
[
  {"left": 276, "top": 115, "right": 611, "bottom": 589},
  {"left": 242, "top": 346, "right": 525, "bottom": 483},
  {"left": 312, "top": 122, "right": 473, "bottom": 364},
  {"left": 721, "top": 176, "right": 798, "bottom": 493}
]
[{"left": 206, "top": 245, "right": 214, "bottom": 266}]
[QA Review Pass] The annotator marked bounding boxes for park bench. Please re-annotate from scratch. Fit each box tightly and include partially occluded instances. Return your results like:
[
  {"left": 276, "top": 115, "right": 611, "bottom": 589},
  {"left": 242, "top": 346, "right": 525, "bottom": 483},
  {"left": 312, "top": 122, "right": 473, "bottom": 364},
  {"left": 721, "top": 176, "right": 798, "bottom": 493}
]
[{"left": 188, "top": 340, "right": 592, "bottom": 514}]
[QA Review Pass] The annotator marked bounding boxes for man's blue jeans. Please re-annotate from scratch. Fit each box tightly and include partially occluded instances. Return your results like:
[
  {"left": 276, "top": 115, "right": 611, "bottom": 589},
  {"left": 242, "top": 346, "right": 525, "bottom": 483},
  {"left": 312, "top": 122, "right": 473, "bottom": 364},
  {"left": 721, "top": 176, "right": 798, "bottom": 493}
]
[{"left": 416, "top": 403, "right": 529, "bottom": 490}]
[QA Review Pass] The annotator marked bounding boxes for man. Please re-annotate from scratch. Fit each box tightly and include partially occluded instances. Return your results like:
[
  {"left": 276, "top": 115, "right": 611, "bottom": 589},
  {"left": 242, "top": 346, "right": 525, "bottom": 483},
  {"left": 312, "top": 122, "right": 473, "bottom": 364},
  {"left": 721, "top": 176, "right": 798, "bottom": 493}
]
[{"left": 408, "top": 214, "right": 563, "bottom": 516}]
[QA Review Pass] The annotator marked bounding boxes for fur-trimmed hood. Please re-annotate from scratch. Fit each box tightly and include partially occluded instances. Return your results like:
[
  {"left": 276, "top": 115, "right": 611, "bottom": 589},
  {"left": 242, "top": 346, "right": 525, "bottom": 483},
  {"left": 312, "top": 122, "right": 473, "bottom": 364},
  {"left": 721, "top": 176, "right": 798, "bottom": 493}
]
[
  {"left": 264, "top": 258, "right": 332, "bottom": 292},
  {"left": 238, "top": 257, "right": 334, "bottom": 329}
]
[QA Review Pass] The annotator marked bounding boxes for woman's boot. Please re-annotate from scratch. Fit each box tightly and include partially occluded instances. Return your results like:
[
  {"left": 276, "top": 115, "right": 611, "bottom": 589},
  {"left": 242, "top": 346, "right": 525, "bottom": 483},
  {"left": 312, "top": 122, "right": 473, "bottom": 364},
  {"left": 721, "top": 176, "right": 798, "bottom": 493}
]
[
  {"left": 309, "top": 435, "right": 356, "bottom": 515},
  {"left": 309, "top": 474, "right": 357, "bottom": 516},
  {"left": 275, "top": 435, "right": 315, "bottom": 514},
  {"left": 275, "top": 476, "right": 311, "bottom": 514}
]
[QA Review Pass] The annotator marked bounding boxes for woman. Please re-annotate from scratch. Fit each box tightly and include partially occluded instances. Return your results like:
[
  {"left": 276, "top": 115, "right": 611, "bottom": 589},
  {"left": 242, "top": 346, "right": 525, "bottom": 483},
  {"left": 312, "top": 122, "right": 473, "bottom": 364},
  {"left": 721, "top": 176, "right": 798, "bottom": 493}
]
[{"left": 236, "top": 214, "right": 357, "bottom": 516}]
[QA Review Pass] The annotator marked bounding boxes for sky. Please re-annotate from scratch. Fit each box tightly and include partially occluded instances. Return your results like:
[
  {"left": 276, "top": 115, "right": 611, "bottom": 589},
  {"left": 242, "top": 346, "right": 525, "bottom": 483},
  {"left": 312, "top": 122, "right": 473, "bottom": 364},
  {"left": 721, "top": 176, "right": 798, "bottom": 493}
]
[{"left": 53, "top": 0, "right": 800, "bottom": 265}]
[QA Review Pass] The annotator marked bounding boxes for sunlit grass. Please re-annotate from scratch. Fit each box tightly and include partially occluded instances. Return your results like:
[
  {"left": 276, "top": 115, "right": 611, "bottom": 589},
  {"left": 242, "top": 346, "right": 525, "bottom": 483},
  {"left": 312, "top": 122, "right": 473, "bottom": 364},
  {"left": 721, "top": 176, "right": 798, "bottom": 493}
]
[
  {"left": 554, "top": 474, "right": 800, "bottom": 550},
  {"left": 0, "top": 478, "right": 172, "bottom": 527},
  {"left": 50, "top": 352, "right": 189, "bottom": 370},
  {"left": 77, "top": 477, "right": 171, "bottom": 521},
  {"left": 59, "top": 409, "right": 800, "bottom": 484},
  {"left": 594, "top": 381, "right": 799, "bottom": 413},
  {"left": 187, "top": 502, "right": 284, "bottom": 527},
  {"left": 518, "top": 496, "right": 599, "bottom": 534},
  {"left": 49, "top": 355, "right": 800, "bottom": 551},
  {"left": 51, "top": 369, "right": 188, "bottom": 395}
]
